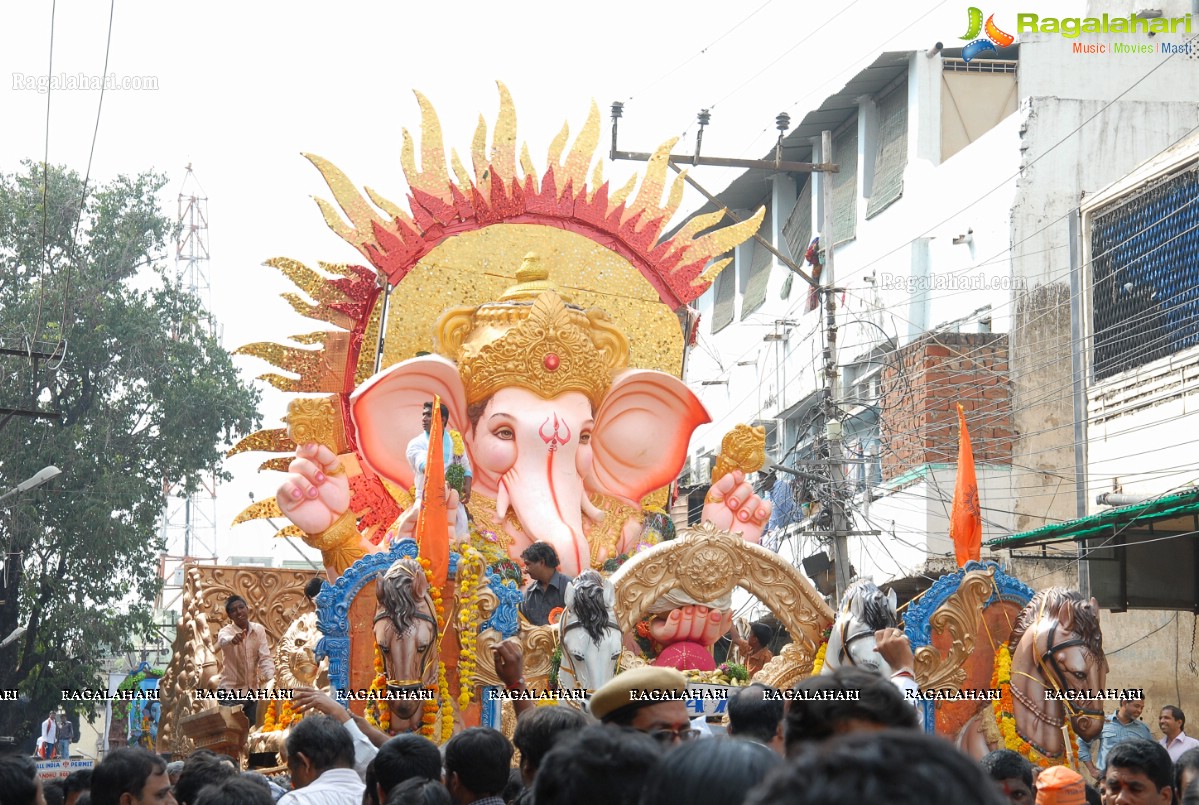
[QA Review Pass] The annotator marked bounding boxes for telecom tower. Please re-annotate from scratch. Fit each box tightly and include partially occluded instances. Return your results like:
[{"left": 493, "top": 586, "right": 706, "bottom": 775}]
[{"left": 156, "top": 165, "right": 219, "bottom": 625}]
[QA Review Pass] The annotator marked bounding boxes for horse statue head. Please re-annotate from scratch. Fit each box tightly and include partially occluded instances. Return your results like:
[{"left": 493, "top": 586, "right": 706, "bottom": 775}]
[
  {"left": 373, "top": 557, "right": 440, "bottom": 732},
  {"left": 1007, "top": 587, "right": 1107, "bottom": 757},
  {"left": 822, "top": 579, "right": 899, "bottom": 675},
  {"left": 557, "top": 570, "right": 623, "bottom": 692}
]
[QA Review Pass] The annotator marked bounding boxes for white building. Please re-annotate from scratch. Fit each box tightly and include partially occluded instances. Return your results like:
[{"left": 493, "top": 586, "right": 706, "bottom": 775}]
[{"left": 683, "top": 1, "right": 1199, "bottom": 594}]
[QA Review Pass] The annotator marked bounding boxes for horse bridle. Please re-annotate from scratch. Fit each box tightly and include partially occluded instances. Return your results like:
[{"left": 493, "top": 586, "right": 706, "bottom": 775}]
[
  {"left": 375, "top": 592, "right": 441, "bottom": 693},
  {"left": 1030, "top": 597, "right": 1105, "bottom": 722},
  {"left": 837, "top": 617, "right": 879, "bottom": 667},
  {"left": 557, "top": 611, "right": 621, "bottom": 690}
]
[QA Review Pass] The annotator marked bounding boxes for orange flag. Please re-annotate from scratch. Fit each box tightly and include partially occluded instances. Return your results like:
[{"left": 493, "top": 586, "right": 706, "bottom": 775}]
[
  {"left": 416, "top": 396, "right": 449, "bottom": 589},
  {"left": 950, "top": 403, "right": 982, "bottom": 566}
]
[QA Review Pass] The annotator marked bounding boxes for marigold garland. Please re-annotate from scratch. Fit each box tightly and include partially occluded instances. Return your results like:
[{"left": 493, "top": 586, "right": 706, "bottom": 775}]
[
  {"left": 419, "top": 684, "right": 439, "bottom": 739},
  {"left": 418, "top": 557, "right": 446, "bottom": 628},
  {"left": 365, "top": 642, "right": 391, "bottom": 732},
  {"left": 455, "top": 546, "right": 486, "bottom": 712},
  {"left": 437, "top": 660, "right": 454, "bottom": 743},
  {"left": 991, "top": 644, "right": 1078, "bottom": 770},
  {"left": 262, "top": 698, "right": 301, "bottom": 733},
  {"left": 810, "top": 640, "right": 829, "bottom": 676},
  {"left": 278, "top": 699, "right": 299, "bottom": 729}
]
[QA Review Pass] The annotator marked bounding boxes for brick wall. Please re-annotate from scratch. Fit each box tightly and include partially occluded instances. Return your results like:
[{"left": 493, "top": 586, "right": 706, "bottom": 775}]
[{"left": 881, "top": 332, "right": 1013, "bottom": 480}]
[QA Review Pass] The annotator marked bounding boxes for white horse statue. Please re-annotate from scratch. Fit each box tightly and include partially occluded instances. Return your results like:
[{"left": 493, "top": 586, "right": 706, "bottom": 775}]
[
  {"left": 822, "top": 579, "right": 899, "bottom": 676},
  {"left": 556, "top": 570, "right": 623, "bottom": 692}
]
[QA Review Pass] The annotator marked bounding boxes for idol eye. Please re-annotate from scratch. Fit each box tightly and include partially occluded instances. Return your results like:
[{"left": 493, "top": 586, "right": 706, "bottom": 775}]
[
  {"left": 579, "top": 431, "right": 592, "bottom": 445},
  {"left": 494, "top": 426, "right": 514, "bottom": 440},
  {"left": 571, "top": 653, "right": 585, "bottom": 662}
]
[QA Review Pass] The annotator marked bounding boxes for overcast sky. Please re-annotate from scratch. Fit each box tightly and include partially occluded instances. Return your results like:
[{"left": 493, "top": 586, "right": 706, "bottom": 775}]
[{"left": 2, "top": 0, "right": 1086, "bottom": 569}]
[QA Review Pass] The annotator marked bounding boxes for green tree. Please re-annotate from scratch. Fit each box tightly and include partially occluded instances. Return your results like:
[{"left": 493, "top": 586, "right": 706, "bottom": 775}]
[{"left": 0, "top": 161, "right": 261, "bottom": 742}]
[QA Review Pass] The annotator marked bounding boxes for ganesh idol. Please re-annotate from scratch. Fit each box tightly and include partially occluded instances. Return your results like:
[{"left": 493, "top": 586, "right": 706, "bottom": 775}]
[{"left": 277, "top": 257, "right": 772, "bottom": 591}]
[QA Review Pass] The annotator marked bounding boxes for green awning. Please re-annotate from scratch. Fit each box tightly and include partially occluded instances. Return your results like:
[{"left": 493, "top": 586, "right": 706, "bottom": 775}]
[{"left": 987, "top": 487, "right": 1199, "bottom": 550}]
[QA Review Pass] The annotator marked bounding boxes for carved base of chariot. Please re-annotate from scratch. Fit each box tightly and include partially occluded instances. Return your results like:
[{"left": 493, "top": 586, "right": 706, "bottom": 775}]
[{"left": 179, "top": 706, "right": 251, "bottom": 765}]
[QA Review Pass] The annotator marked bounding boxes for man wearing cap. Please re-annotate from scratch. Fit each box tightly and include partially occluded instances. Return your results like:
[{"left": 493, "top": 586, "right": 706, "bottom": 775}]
[
  {"left": 588, "top": 666, "right": 697, "bottom": 747},
  {"left": 1034, "top": 765, "right": 1086, "bottom": 805}
]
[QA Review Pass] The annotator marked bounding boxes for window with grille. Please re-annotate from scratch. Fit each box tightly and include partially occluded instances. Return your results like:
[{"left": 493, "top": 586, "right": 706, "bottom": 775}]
[
  {"left": 1090, "top": 165, "right": 1199, "bottom": 380},
  {"left": 867, "top": 83, "right": 908, "bottom": 219},
  {"left": 831, "top": 121, "right": 858, "bottom": 245}
]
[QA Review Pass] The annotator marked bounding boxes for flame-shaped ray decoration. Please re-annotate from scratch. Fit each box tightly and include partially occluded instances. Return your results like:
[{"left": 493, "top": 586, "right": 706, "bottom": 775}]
[
  {"left": 308, "top": 82, "right": 763, "bottom": 309},
  {"left": 229, "top": 83, "right": 763, "bottom": 534}
]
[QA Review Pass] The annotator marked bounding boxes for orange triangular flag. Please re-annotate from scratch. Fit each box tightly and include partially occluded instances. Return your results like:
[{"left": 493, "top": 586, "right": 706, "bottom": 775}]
[
  {"left": 950, "top": 403, "right": 982, "bottom": 567},
  {"left": 416, "top": 396, "right": 449, "bottom": 589}
]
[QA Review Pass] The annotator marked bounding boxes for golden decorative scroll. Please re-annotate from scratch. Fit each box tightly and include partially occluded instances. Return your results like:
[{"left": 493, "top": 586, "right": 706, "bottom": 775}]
[
  {"left": 158, "top": 567, "right": 222, "bottom": 757},
  {"left": 282, "top": 396, "right": 347, "bottom": 453},
  {"left": 160, "top": 565, "right": 321, "bottom": 757},
  {"left": 912, "top": 565, "right": 997, "bottom": 692},
  {"left": 193, "top": 565, "right": 320, "bottom": 647},
  {"left": 474, "top": 622, "right": 557, "bottom": 691},
  {"left": 757, "top": 641, "right": 818, "bottom": 691},
  {"left": 610, "top": 522, "right": 834, "bottom": 667},
  {"left": 711, "top": 424, "right": 768, "bottom": 483}
]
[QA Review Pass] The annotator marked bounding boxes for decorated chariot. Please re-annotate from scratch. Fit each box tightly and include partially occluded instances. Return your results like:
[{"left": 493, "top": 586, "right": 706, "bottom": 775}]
[{"left": 154, "top": 87, "right": 1107, "bottom": 776}]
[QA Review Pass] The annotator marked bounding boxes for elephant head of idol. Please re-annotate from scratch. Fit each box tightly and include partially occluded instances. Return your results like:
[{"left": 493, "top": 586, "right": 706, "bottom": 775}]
[{"left": 349, "top": 256, "right": 709, "bottom": 575}]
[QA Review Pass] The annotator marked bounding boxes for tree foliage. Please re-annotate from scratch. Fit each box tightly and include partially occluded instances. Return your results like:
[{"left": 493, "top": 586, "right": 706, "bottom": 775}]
[{"left": 0, "top": 161, "right": 261, "bottom": 740}]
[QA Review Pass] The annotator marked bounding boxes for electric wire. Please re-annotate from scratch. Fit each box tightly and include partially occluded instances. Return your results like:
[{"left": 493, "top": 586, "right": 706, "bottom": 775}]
[{"left": 31, "top": 0, "right": 58, "bottom": 349}]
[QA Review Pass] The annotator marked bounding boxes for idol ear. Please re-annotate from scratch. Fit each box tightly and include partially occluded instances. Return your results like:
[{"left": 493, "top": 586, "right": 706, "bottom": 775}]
[
  {"left": 602, "top": 577, "right": 615, "bottom": 608},
  {"left": 349, "top": 356, "right": 467, "bottom": 489},
  {"left": 564, "top": 578, "right": 577, "bottom": 610},
  {"left": 887, "top": 588, "right": 898, "bottom": 612},
  {"left": 590, "top": 369, "right": 711, "bottom": 504}
]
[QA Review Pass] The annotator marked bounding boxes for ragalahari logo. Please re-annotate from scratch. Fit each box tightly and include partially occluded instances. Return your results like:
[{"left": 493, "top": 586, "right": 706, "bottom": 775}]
[{"left": 959, "top": 7, "right": 1016, "bottom": 62}]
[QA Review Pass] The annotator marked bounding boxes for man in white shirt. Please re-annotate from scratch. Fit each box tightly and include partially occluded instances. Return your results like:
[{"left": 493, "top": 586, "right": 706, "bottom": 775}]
[
  {"left": 280, "top": 715, "right": 365, "bottom": 805},
  {"left": 406, "top": 401, "right": 472, "bottom": 538},
  {"left": 215, "top": 595, "right": 275, "bottom": 725},
  {"left": 35, "top": 710, "right": 56, "bottom": 758},
  {"left": 1160, "top": 705, "right": 1199, "bottom": 762}
]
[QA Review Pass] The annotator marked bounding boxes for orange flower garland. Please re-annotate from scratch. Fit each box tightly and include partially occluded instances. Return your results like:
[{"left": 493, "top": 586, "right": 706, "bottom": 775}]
[
  {"left": 262, "top": 700, "right": 278, "bottom": 731},
  {"left": 278, "top": 699, "right": 299, "bottom": 729},
  {"left": 418, "top": 557, "right": 446, "bottom": 628},
  {"left": 419, "top": 684, "right": 439, "bottom": 739},
  {"left": 365, "top": 642, "right": 391, "bottom": 732},
  {"left": 437, "top": 660, "right": 454, "bottom": 743}
]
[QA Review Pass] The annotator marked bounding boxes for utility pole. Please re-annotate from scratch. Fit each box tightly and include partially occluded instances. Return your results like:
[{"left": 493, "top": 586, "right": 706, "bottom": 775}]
[
  {"left": 820, "top": 130, "right": 853, "bottom": 602},
  {"left": 608, "top": 109, "right": 853, "bottom": 593}
]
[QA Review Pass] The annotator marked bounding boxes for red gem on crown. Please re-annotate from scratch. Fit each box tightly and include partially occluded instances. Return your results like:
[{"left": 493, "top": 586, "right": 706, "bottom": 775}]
[{"left": 543, "top": 353, "right": 560, "bottom": 371}]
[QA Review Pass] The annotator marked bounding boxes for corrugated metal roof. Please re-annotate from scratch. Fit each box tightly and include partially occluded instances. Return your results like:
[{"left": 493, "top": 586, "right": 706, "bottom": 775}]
[
  {"left": 987, "top": 487, "right": 1199, "bottom": 550},
  {"left": 671, "top": 44, "right": 1020, "bottom": 235},
  {"left": 676, "top": 51, "right": 912, "bottom": 226}
]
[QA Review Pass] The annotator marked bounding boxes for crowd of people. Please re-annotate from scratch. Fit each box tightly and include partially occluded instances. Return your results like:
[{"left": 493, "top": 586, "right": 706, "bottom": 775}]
[{"left": 3, "top": 656, "right": 1196, "bottom": 805}]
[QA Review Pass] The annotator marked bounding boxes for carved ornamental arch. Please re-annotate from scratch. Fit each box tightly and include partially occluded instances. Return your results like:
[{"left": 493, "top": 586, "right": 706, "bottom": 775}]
[{"left": 609, "top": 523, "right": 835, "bottom": 675}]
